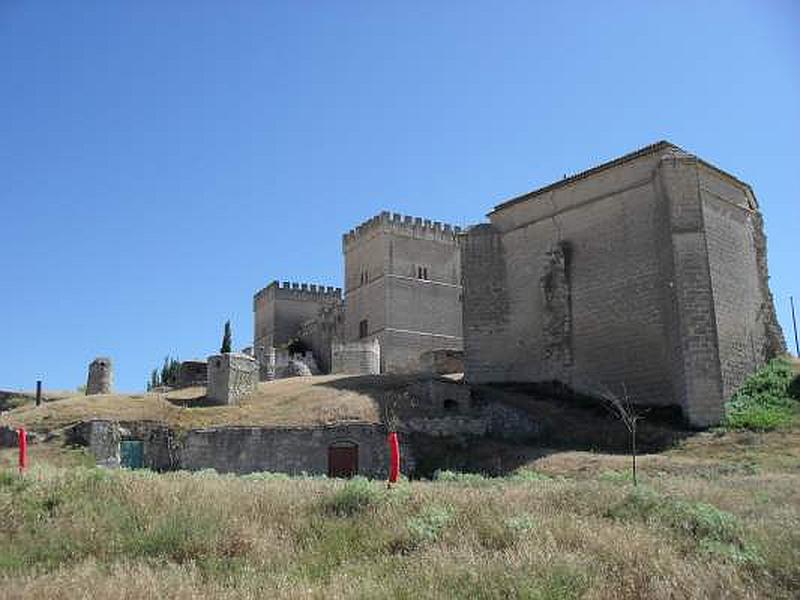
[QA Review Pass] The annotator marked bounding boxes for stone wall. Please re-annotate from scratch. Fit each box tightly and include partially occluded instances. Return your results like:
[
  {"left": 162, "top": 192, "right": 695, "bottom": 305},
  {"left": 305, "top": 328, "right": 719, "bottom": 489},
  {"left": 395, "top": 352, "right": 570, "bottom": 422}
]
[
  {"left": 298, "top": 302, "right": 345, "bottom": 374},
  {"left": 419, "top": 349, "right": 464, "bottom": 374},
  {"left": 206, "top": 353, "right": 258, "bottom": 405},
  {"left": 253, "top": 281, "right": 342, "bottom": 370},
  {"left": 461, "top": 141, "right": 784, "bottom": 427},
  {"left": 178, "top": 360, "right": 207, "bottom": 387},
  {"left": 67, "top": 420, "right": 185, "bottom": 471},
  {"left": 331, "top": 339, "right": 381, "bottom": 375},
  {"left": 181, "top": 424, "right": 389, "bottom": 476},
  {"left": 259, "top": 348, "right": 319, "bottom": 380}
]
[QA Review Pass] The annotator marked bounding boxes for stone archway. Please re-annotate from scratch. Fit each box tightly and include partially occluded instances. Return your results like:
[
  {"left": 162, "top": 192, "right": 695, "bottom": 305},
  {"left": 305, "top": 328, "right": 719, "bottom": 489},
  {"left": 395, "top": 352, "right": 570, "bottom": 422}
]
[{"left": 328, "top": 440, "right": 358, "bottom": 478}]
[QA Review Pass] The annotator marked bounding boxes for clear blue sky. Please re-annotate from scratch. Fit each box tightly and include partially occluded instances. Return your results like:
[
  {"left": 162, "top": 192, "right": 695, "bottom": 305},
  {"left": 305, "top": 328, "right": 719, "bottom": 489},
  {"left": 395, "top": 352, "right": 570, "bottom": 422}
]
[{"left": 1, "top": 1, "right": 798, "bottom": 392}]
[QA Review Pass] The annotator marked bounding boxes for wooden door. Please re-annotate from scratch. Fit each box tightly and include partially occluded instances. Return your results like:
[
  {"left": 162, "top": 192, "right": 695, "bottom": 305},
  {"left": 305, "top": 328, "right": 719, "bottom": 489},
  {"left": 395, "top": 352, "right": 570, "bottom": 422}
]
[{"left": 328, "top": 443, "right": 358, "bottom": 478}]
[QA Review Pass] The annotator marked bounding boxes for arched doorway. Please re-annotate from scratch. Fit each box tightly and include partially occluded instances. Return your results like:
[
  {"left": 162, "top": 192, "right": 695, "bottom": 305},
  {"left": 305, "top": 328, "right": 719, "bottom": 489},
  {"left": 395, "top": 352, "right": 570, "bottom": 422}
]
[{"left": 328, "top": 440, "right": 358, "bottom": 478}]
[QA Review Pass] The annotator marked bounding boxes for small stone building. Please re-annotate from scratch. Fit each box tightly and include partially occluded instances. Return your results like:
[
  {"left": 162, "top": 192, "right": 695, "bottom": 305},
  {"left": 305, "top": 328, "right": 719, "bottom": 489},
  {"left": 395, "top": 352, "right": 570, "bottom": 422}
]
[
  {"left": 461, "top": 141, "right": 785, "bottom": 427},
  {"left": 206, "top": 353, "right": 258, "bottom": 405}
]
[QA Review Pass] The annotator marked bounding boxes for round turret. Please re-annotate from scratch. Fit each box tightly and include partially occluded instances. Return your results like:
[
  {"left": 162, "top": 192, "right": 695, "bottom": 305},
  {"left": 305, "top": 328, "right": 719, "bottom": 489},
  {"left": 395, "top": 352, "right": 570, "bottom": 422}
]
[{"left": 86, "top": 357, "right": 113, "bottom": 395}]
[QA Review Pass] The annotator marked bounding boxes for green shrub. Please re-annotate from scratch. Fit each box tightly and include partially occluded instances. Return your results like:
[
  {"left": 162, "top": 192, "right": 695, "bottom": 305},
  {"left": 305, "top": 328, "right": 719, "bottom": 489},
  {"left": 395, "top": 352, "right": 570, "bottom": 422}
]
[
  {"left": 506, "top": 468, "right": 553, "bottom": 482},
  {"left": 433, "top": 470, "right": 492, "bottom": 485},
  {"left": 324, "top": 477, "right": 385, "bottom": 516},
  {"left": 607, "top": 488, "right": 761, "bottom": 563},
  {"left": 407, "top": 504, "right": 455, "bottom": 545},
  {"left": 723, "top": 358, "right": 800, "bottom": 431}
]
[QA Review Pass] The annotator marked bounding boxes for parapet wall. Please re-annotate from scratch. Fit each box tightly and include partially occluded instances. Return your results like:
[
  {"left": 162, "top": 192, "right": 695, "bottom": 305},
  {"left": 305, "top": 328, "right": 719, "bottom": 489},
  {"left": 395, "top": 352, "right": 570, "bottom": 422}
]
[
  {"left": 331, "top": 339, "right": 381, "bottom": 375},
  {"left": 343, "top": 211, "right": 461, "bottom": 250},
  {"left": 254, "top": 280, "right": 342, "bottom": 307}
]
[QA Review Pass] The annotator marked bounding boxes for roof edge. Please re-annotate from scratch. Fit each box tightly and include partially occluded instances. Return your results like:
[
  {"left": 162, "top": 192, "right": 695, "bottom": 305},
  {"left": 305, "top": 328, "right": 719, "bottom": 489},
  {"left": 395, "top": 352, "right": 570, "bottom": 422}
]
[{"left": 490, "top": 140, "right": 754, "bottom": 215}]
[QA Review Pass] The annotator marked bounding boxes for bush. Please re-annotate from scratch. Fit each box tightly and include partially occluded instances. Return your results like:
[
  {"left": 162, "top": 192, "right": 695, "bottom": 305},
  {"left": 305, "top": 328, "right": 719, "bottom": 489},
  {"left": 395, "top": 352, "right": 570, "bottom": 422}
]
[
  {"left": 433, "top": 470, "right": 489, "bottom": 484},
  {"left": 324, "top": 477, "right": 385, "bottom": 516},
  {"left": 407, "top": 504, "right": 455, "bottom": 544},
  {"left": 607, "top": 488, "right": 761, "bottom": 563},
  {"left": 723, "top": 358, "right": 800, "bottom": 431}
]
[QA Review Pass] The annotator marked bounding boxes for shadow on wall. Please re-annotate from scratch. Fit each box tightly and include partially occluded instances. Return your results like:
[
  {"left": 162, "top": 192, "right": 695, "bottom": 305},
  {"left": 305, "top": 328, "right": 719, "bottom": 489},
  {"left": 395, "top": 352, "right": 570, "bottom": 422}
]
[
  {"left": 312, "top": 374, "right": 694, "bottom": 478},
  {"left": 311, "top": 374, "right": 475, "bottom": 421}
]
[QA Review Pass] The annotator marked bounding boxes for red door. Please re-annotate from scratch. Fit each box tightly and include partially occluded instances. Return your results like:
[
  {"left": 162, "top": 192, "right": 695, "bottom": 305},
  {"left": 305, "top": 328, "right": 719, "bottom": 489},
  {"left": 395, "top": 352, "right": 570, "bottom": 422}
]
[{"left": 328, "top": 443, "right": 358, "bottom": 478}]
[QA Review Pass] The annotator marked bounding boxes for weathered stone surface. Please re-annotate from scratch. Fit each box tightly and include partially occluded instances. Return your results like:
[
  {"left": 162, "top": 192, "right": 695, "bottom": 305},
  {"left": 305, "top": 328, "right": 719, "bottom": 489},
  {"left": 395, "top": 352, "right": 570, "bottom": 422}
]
[
  {"left": 342, "top": 212, "right": 464, "bottom": 373},
  {"left": 206, "top": 353, "right": 258, "bottom": 405},
  {"left": 178, "top": 360, "right": 207, "bottom": 387},
  {"left": 331, "top": 339, "right": 381, "bottom": 375},
  {"left": 66, "top": 420, "right": 180, "bottom": 470},
  {"left": 253, "top": 281, "right": 342, "bottom": 377},
  {"left": 181, "top": 424, "right": 389, "bottom": 476},
  {"left": 419, "top": 349, "right": 464, "bottom": 374},
  {"left": 285, "top": 359, "right": 312, "bottom": 377},
  {"left": 0, "top": 425, "right": 18, "bottom": 448},
  {"left": 86, "top": 357, "right": 112, "bottom": 395},
  {"left": 461, "top": 141, "right": 784, "bottom": 428}
]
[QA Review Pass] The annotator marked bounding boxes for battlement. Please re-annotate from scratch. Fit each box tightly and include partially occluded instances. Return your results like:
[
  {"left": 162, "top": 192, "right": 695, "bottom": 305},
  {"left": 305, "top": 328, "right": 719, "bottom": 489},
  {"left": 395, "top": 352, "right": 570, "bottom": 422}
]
[
  {"left": 254, "top": 280, "right": 342, "bottom": 304},
  {"left": 343, "top": 211, "right": 462, "bottom": 249}
]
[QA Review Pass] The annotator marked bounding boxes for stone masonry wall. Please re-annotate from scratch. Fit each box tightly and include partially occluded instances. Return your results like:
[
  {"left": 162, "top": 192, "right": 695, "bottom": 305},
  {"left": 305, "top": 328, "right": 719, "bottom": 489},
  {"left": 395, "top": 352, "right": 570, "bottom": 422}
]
[
  {"left": 465, "top": 150, "right": 674, "bottom": 405},
  {"left": 331, "top": 339, "right": 381, "bottom": 375},
  {"left": 181, "top": 424, "right": 388, "bottom": 476},
  {"left": 462, "top": 142, "right": 784, "bottom": 427},
  {"left": 344, "top": 212, "right": 463, "bottom": 373},
  {"left": 206, "top": 353, "right": 258, "bottom": 405}
]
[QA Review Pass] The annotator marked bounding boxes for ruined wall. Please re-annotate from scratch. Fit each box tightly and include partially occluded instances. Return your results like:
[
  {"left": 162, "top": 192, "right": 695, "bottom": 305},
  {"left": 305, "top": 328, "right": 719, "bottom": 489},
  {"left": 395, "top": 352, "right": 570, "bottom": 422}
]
[
  {"left": 331, "top": 339, "right": 381, "bottom": 375},
  {"left": 206, "top": 353, "right": 258, "bottom": 405},
  {"left": 419, "top": 349, "right": 464, "bottom": 374},
  {"left": 298, "top": 302, "right": 345, "bottom": 374},
  {"left": 178, "top": 360, "right": 207, "bottom": 387},
  {"left": 343, "top": 212, "right": 463, "bottom": 373},
  {"left": 86, "top": 357, "right": 113, "bottom": 395}
]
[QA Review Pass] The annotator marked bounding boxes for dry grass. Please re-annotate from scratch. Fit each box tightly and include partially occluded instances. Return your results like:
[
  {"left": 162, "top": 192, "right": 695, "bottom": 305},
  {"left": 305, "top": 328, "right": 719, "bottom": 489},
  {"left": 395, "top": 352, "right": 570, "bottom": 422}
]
[
  {"left": 0, "top": 375, "right": 405, "bottom": 432},
  {"left": 0, "top": 427, "right": 799, "bottom": 598}
]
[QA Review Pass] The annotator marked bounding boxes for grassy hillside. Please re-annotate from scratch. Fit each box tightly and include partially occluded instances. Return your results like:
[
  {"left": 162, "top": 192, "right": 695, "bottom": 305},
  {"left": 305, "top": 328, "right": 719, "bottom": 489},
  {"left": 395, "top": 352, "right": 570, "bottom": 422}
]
[
  {"left": 1, "top": 427, "right": 799, "bottom": 599},
  {"left": 0, "top": 375, "right": 415, "bottom": 432}
]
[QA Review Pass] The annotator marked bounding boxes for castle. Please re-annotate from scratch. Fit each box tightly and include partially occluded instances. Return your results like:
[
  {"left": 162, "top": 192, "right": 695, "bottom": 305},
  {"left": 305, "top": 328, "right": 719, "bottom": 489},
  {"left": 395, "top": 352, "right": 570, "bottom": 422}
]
[
  {"left": 253, "top": 141, "right": 785, "bottom": 427},
  {"left": 253, "top": 213, "right": 464, "bottom": 377}
]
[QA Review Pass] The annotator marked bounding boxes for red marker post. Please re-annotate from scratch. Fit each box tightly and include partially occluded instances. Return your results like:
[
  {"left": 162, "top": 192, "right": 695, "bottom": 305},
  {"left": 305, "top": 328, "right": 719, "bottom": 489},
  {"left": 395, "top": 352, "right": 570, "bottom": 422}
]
[
  {"left": 388, "top": 431, "right": 400, "bottom": 485},
  {"left": 18, "top": 428, "right": 28, "bottom": 474}
]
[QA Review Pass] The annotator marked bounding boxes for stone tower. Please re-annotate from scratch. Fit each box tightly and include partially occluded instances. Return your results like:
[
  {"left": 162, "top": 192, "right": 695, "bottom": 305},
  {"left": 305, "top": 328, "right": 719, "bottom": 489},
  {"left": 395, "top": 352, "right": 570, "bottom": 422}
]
[
  {"left": 252, "top": 281, "right": 342, "bottom": 378},
  {"left": 86, "top": 357, "right": 113, "bottom": 395},
  {"left": 343, "top": 211, "right": 463, "bottom": 373}
]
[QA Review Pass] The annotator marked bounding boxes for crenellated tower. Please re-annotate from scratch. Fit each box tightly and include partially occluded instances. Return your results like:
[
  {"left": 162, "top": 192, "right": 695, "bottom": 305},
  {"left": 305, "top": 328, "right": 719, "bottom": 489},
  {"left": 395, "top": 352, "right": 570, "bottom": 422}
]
[{"left": 342, "top": 211, "right": 463, "bottom": 373}]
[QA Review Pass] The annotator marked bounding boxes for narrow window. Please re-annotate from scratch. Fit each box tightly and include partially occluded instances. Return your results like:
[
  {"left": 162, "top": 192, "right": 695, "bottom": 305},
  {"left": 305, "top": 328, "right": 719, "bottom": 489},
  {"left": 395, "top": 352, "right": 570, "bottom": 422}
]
[
  {"left": 359, "top": 319, "right": 369, "bottom": 339},
  {"left": 423, "top": 267, "right": 429, "bottom": 280}
]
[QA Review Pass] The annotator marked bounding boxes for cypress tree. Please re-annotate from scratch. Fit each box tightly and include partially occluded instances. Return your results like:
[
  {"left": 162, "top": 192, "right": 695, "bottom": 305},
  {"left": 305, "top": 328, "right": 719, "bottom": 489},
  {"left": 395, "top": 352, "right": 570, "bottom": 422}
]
[{"left": 221, "top": 320, "right": 232, "bottom": 353}]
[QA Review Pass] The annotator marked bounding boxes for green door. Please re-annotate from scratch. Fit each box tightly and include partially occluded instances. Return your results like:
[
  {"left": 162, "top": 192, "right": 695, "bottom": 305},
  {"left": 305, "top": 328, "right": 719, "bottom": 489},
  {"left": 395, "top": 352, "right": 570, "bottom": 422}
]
[{"left": 120, "top": 440, "right": 144, "bottom": 469}]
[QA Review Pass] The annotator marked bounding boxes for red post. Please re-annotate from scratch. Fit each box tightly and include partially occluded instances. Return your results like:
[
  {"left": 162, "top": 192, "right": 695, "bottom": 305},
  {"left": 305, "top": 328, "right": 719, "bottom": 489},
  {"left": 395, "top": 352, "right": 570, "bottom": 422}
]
[
  {"left": 388, "top": 432, "right": 400, "bottom": 484},
  {"left": 18, "top": 428, "right": 28, "bottom": 473}
]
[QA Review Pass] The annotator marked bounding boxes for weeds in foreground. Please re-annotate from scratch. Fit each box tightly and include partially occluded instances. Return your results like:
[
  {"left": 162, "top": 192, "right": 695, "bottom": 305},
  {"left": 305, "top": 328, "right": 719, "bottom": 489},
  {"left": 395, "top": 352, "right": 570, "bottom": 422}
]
[
  {"left": 724, "top": 358, "right": 800, "bottom": 431},
  {"left": 0, "top": 462, "right": 798, "bottom": 598}
]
